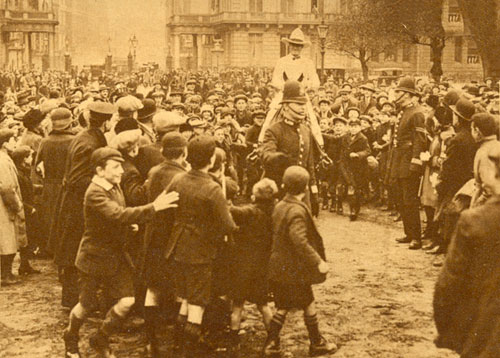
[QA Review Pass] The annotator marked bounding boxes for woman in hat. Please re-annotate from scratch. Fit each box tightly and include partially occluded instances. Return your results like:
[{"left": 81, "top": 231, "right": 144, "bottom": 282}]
[{"left": 36, "top": 108, "right": 76, "bottom": 257}]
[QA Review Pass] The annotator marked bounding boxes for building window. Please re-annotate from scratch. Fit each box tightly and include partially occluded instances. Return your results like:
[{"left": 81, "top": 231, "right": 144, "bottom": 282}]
[
  {"left": 385, "top": 49, "right": 396, "bottom": 62},
  {"left": 311, "top": 0, "right": 318, "bottom": 11},
  {"left": 454, "top": 36, "right": 463, "bottom": 63},
  {"left": 402, "top": 44, "right": 411, "bottom": 62},
  {"left": 249, "top": 0, "right": 263, "bottom": 12},
  {"left": 467, "top": 41, "right": 480, "bottom": 64},
  {"left": 281, "top": 0, "right": 295, "bottom": 14},
  {"left": 249, "top": 33, "right": 263, "bottom": 65},
  {"left": 448, "top": 6, "right": 461, "bottom": 22}
]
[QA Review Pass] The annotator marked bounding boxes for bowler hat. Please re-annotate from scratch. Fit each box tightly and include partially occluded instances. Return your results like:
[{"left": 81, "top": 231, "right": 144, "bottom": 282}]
[
  {"left": 451, "top": 98, "right": 475, "bottom": 120},
  {"left": 472, "top": 113, "right": 498, "bottom": 137},
  {"left": 186, "top": 135, "right": 216, "bottom": 168},
  {"left": 395, "top": 77, "right": 420, "bottom": 96},
  {"left": 137, "top": 99, "right": 157, "bottom": 121},
  {"left": 281, "top": 27, "right": 309, "bottom": 46},
  {"left": 280, "top": 81, "right": 307, "bottom": 105},
  {"left": 91, "top": 147, "right": 124, "bottom": 169},
  {"left": 114, "top": 117, "right": 139, "bottom": 134},
  {"left": 318, "top": 97, "right": 330, "bottom": 105},
  {"left": 50, "top": 108, "right": 73, "bottom": 131},
  {"left": 23, "top": 109, "right": 44, "bottom": 129},
  {"left": 443, "top": 90, "right": 461, "bottom": 107}
]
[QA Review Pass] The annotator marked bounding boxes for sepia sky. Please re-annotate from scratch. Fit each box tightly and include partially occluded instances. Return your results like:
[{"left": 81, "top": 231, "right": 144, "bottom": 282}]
[{"left": 106, "top": 0, "right": 167, "bottom": 65}]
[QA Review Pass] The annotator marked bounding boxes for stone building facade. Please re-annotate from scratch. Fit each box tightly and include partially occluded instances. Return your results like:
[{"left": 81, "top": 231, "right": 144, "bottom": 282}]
[
  {"left": 166, "top": 0, "right": 485, "bottom": 81},
  {"left": 0, "top": 0, "right": 110, "bottom": 71}
]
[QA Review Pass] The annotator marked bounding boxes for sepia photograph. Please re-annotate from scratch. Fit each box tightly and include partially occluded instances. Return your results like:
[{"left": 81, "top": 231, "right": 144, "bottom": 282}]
[{"left": 0, "top": 0, "right": 499, "bottom": 357}]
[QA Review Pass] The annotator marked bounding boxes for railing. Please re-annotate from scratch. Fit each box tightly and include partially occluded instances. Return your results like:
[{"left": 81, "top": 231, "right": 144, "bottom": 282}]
[
  {"left": 1, "top": 9, "right": 54, "bottom": 21},
  {"left": 448, "top": 13, "right": 461, "bottom": 22},
  {"left": 466, "top": 55, "right": 480, "bottom": 64},
  {"left": 170, "top": 12, "right": 339, "bottom": 25}
]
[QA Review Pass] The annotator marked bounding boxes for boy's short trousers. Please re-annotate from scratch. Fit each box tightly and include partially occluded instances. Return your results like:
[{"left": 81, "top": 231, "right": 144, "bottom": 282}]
[
  {"left": 78, "top": 262, "right": 134, "bottom": 312},
  {"left": 174, "top": 261, "right": 212, "bottom": 307},
  {"left": 271, "top": 281, "right": 314, "bottom": 310}
]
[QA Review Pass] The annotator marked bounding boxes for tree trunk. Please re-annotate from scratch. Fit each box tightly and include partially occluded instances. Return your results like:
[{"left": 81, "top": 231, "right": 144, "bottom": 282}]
[
  {"left": 359, "top": 49, "right": 370, "bottom": 81},
  {"left": 429, "top": 36, "right": 445, "bottom": 83}
]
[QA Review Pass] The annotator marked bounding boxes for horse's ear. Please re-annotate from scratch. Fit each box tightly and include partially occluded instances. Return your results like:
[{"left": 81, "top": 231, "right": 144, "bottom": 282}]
[
  {"left": 283, "top": 72, "right": 288, "bottom": 82},
  {"left": 298, "top": 74, "right": 304, "bottom": 82}
]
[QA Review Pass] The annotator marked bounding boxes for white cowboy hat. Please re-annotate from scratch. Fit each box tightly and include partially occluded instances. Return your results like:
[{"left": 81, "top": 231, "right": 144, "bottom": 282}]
[{"left": 281, "top": 27, "right": 310, "bottom": 46}]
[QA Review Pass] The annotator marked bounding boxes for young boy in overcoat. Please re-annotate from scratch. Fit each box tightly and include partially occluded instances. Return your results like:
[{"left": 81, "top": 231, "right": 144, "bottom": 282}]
[
  {"left": 165, "top": 135, "right": 238, "bottom": 356},
  {"left": 264, "top": 166, "right": 337, "bottom": 357},
  {"left": 62, "top": 147, "right": 179, "bottom": 358}
]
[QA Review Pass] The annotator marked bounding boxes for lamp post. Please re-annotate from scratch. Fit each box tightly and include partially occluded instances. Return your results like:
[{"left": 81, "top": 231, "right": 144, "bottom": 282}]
[
  {"left": 105, "top": 37, "right": 112, "bottom": 73},
  {"left": 211, "top": 39, "right": 224, "bottom": 71},
  {"left": 128, "top": 34, "right": 138, "bottom": 73},
  {"left": 317, "top": 19, "right": 328, "bottom": 85}
]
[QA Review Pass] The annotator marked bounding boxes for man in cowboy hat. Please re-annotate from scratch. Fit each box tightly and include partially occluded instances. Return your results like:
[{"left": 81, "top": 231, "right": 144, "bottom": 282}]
[
  {"left": 260, "top": 27, "right": 323, "bottom": 147},
  {"left": 392, "top": 77, "right": 428, "bottom": 250}
]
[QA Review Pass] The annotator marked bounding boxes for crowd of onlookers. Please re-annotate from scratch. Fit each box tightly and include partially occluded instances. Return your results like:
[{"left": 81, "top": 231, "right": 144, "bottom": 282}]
[{"left": 0, "top": 67, "right": 499, "bottom": 358}]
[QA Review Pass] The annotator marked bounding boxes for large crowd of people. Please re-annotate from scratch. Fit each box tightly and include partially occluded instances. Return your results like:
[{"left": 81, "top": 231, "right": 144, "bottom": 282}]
[{"left": 0, "top": 28, "right": 499, "bottom": 358}]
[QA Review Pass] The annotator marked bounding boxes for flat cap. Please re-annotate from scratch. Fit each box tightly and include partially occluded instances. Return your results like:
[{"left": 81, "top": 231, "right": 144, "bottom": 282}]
[
  {"left": 91, "top": 147, "right": 124, "bottom": 169},
  {"left": 153, "top": 111, "right": 185, "bottom": 133},
  {"left": 0, "top": 128, "right": 16, "bottom": 146},
  {"left": 110, "top": 129, "right": 142, "bottom": 151},
  {"left": 162, "top": 131, "right": 188, "bottom": 151},
  {"left": 40, "top": 99, "right": 60, "bottom": 114},
  {"left": 116, "top": 95, "right": 143, "bottom": 112},
  {"left": 50, "top": 108, "right": 73, "bottom": 131},
  {"left": 88, "top": 101, "right": 116, "bottom": 116}
]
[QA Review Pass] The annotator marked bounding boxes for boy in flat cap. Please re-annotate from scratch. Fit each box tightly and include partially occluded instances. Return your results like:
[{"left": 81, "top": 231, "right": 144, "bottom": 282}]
[
  {"left": 264, "top": 166, "right": 336, "bottom": 357},
  {"left": 63, "top": 147, "right": 179, "bottom": 358},
  {"left": 165, "top": 135, "right": 237, "bottom": 356}
]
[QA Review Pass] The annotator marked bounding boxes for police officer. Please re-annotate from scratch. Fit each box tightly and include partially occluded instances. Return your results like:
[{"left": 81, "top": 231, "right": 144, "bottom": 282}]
[{"left": 392, "top": 77, "right": 428, "bottom": 249}]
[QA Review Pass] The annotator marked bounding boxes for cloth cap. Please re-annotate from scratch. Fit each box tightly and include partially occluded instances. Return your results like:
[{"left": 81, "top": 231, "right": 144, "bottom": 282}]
[
  {"left": 50, "top": 108, "right": 73, "bottom": 131},
  {"left": 110, "top": 129, "right": 142, "bottom": 151},
  {"left": 162, "top": 131, "right": 188, "bottom": 151},
  {"left": 153, "top": 111, "right": 185, "bottom": 133},
  {"left": 472, "top": 113, "right": 498, "bottom": 137},
  {"left": 0, "top": 128, "right": 16, "bottom": 146},
  {"left": 116, "top": 95, "right": 143, "bottom": 112},
  {"left": 91, "top": 147, "right": 124, "bottom": 170},
  {"left": 40, "top": 99, "right": 60, "bottom": 114},
  {"left": 187, "top": 135, "right": 216, "bottom": 167}
]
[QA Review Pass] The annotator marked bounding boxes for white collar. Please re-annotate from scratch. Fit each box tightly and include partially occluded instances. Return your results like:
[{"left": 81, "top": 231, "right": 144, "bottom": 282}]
[{"left": 91, "top": 175, "right": 114, "bottom": 191}]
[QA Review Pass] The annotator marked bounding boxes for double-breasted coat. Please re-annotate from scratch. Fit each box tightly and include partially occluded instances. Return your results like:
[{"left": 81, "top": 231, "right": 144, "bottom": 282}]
[
  {"left": 54, "top": 128, "right": 107, "bottom": 267},
  {"left": 268, "top": 194, "right": 326, "bottom": 286},
  {"left": 434, "top": 196, "right": 500, "bottom": 357}
]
